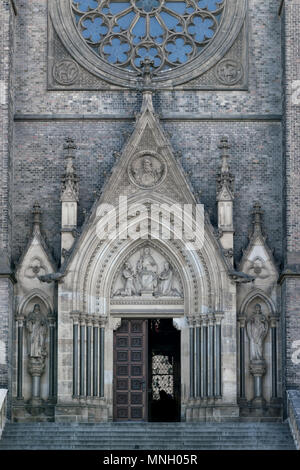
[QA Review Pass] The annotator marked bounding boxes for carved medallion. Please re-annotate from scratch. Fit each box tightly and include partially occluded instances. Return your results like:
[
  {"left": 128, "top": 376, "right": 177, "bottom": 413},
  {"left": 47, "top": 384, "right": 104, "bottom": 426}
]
[
  {"left": 216, "top": 59, "right": 243, "bottom": 85},
  {"left": 53, "top": 59, "right": 79, "bottom": 85},
  {"left": 128, "top": 152, "right": 166, "bottom": 189}
]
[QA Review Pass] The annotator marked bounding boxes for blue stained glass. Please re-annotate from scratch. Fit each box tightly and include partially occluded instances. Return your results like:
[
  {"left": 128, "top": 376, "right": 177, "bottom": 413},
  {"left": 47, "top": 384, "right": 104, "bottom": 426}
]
[
  {"left": 73, "top": 0, "right": 99, "bottom": 12},
  {"left": 72, "top": 0, "right": 225, "bottom": 72},
  {"left": 197, "top": 0, "right": 224, "bottom": 11},
  {"left": 132, "top": 16, "right": 146, "bottom": 44},
  {"left": 160, "top": 12, "right": 183, "bottom": 33},
  {"left": 113, "top": 12, "right": 136, "bottom": 33},
  {"left": 165, "top": 38, "right": 192, "bottom": 63},
  {"left": 82, "top": 17, "right": 108, "bottom": 42},
  {"left": 109, "top": 2, "right": 131, "bottom": 15},
  {"left": 135, "top": 0, "right": 160, "bottom": 12},
  {"left": 150, "top": 17, "right": 164, "bottom": 43},
  {"left": 188, "top": 17, "right": 214, "bottom": 42},
  {"left": 165, "top": 2, "right": 193, "bottom": 15},
  {"left": 135, "top": 47, "right": 162, "bottom": 67},
  {"left": 104, "top": 38, "right": 130, "bottom": 63}
]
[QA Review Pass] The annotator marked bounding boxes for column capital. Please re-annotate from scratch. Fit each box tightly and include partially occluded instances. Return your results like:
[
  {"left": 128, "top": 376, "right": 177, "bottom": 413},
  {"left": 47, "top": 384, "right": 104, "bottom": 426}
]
[
  {"left": 200, "top": 314, "right": 209, "bottom": 326},
  {"left": 214, "top": 312, "right": 224, "bottom": 325},
  {"left": 270, "top": 316, "right": 280, "bottom": 328},
  {"left": 15, "top": 314, "right": 25, "bottom": 327},
  {"left": 238, "top": 315, "right": 246, "bottom": 328},
  {"left": 70, "top": 311, "right": 81, "bottom": 324}
]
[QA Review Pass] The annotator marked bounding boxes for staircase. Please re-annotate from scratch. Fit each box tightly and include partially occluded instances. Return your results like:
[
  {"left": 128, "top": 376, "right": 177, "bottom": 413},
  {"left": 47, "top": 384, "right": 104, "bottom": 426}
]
[{"left": 0, "top": 422, "right": 296, "bottom": 450}]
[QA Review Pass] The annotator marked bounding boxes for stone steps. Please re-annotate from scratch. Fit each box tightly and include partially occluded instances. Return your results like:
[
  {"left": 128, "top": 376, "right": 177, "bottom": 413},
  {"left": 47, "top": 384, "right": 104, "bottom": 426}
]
[{"left": 0, "top": 422, "right": 295, "bottom": 450}]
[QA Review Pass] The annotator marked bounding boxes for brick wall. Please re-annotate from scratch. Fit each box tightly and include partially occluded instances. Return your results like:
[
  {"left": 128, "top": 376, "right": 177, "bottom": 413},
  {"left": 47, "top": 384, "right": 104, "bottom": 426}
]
[
  {"left": 0, "top": 1, "right": 15, "bottom": 403},
  {"left": 11, "top": 0, "right": 283, "bottom": 267},
  {"left": 281, "top": 0, "right": 300, "bottom": 396}
]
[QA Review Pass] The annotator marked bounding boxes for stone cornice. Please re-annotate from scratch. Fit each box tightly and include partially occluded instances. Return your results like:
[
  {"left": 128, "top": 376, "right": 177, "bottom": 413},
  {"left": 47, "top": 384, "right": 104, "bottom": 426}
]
[
  {"left": 278, "top": 271, "right": 300, "bottom": 285},
  {"left": 14, "top": 113, "right": 283, "bottom": 122}
]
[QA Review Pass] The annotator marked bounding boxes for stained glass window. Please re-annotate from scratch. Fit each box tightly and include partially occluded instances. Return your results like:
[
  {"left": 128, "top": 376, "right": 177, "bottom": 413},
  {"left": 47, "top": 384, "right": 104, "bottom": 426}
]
[{"left": 72, "top": 0, "right": 225, "bottom": 73}]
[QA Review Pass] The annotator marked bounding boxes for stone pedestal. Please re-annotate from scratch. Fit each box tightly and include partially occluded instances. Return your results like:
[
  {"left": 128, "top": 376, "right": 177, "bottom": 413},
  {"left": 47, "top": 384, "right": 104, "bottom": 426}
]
[
  {"left": 27, "top": 356, "right": 46, "bottom": 415},
  {"left": 250, "top": 360, "right": 266, "bottom": 406}
]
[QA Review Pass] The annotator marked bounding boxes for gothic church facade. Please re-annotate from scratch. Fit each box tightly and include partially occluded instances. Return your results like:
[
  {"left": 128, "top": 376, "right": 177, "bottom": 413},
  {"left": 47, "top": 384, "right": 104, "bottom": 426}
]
[{"left": 0, "top": 0, "right": 300, "bottom": 425}]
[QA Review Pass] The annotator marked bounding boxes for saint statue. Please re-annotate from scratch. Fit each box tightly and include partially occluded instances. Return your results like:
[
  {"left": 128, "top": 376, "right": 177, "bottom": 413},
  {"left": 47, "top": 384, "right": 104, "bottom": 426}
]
[
  {"left": 121, "top": 262, "right": 136, "bottom": 296},
  {"left": 133, "top": 156, "right": 162, "bottom": 187},
  {"left": 246, "top": 304, "right": 269, "bottom": 361},
  {"left": 156, "top": 262, "right": 180, "bottom": 297},
  {"left": 26, "top": 304, "right": 48, "bottom": 358},
  {"left": 136, "top": 246, "right": 158, "bottom": 292}
]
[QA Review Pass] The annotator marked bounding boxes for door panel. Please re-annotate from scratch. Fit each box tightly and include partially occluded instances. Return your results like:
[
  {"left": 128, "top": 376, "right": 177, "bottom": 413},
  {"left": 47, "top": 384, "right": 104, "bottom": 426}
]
[{"left": 113, "top": 319, "right": 148, "bottom": 421}]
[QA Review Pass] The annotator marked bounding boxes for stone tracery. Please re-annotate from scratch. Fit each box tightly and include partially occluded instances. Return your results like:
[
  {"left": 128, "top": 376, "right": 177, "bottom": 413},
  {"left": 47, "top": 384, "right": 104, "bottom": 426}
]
[{"left": 71, "top": 0, "right": 225, "bottom": 72}]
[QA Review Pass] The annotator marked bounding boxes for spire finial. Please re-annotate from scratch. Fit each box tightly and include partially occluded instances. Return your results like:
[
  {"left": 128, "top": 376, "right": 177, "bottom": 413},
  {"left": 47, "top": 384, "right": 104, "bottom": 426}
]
[
  {"left": 218, "top": 136, "right": 230, "bottom": 174},
  {"left": 32, "top": 201, "right": 42, "bottom": 233},
  {"left": 61, "top": 137, "right": 79, "bottom": 202},
  {"left": 252, "top": 201, "right": 264, "bottom": 233},
  {"left": 217, "top": 136, "right": 234, "bottom": 193}
]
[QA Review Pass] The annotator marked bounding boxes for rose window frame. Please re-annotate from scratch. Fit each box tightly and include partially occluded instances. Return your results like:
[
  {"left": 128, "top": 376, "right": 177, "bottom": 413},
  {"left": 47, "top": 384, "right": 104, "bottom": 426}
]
[{"left": 49, "top": 0, "right": 246, "bottom": 88}]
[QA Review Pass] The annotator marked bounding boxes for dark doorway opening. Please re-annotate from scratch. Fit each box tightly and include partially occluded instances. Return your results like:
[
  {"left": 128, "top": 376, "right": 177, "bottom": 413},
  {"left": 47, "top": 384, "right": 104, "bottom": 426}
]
[{"left": 148, "top": 319, "right": 181, "bottom": 422}]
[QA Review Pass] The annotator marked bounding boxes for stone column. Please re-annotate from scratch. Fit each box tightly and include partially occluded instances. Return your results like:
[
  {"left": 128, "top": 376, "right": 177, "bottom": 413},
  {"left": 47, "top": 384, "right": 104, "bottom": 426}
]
[
  {"left": 16, "top": 316, "right": 24, "bottom": 400},
  {"left": 207, "top": 316, "right": 214, "bottom": 397},
  {"left": 99, "top": 320, "right": 106, "bottom": 398},
  {"left": 214, "top": 313, "right": 223, "bottom": 398},
  {"left": 238, "top": 316, "right": 246, "bottom": 400},
  {"left": 270, "top": 316, "right": 279, "bottom": 400},
  {"left": 200, "top": 315, "right": 208, "bottom": 398},
  {"left": 71, "top": 312, "right": 79, "bottom": 397},
  {"left": 189, "top": 318, "right": 195, "bottom": 398},
  {"left": 48, "top": 315, "right": 56, "bottom": 400},
  {"left": 79, "top": 314, "right": 86, "bottom": 397},
  {"left": 195, "top": 320, "right": 201, "bottom": 398},
  {"left": 92, "top": 317, "right": 99, "bottom": 397},
  {"left": 86, "top": 317, "right": 93, "bottom": 397}
]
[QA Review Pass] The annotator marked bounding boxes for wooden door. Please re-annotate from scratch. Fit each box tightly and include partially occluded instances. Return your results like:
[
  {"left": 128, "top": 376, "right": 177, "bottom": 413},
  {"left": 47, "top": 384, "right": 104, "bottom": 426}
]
[{"left": 113, "top": 319, "right": 148, "bottom": 421}]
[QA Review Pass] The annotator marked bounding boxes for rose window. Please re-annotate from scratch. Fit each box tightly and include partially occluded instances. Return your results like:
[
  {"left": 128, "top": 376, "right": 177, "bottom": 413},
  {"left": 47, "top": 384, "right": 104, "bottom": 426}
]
[{"left": 72, "top": 0, "right": 225, "bottom": 73}]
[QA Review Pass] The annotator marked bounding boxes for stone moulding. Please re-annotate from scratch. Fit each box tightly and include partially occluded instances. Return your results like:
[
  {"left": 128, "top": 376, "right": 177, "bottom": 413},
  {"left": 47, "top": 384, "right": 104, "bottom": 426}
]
[{"left": 48, "top": 0, "right": 247, "bottom": 90}]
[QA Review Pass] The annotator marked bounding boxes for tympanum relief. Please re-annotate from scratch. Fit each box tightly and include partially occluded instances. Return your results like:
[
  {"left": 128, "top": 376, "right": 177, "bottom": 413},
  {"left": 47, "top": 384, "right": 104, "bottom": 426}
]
[{"left": 112, "top": 246, "right": 182, "bottom": 299}]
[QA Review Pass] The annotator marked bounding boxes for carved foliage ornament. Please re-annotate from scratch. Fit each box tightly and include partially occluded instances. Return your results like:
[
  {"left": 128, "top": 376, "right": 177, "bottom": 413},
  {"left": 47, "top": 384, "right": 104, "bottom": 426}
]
[{"left": 49, "top": 0, "right": 247, "bottom": 87}]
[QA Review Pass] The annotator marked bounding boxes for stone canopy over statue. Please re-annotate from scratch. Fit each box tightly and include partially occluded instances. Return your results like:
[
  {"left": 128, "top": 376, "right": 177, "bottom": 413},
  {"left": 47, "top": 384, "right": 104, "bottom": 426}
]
[
  {"left": 113, "top": 247, "right": 182, "bottom": 298},
  {"left": 246, "top": 304, "right": 269, "bottom": 362}
]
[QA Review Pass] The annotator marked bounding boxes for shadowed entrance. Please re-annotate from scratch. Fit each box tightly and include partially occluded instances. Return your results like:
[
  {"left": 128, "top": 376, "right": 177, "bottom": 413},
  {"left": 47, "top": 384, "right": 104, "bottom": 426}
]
[
  {"left": 148, "top": 319, "right": 181, "bottom": 422},
  {"left": 113, "top": 318, "right": 180, "bottom": 422}
]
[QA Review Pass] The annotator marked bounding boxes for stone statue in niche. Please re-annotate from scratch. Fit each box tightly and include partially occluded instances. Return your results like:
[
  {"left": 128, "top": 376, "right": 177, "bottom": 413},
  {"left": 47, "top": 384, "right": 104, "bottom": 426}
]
[
  {"left": 113, "top": 246, "right": 182, "bottom": 298},
  {"left": 26, "top": 304, "right": 48, "bottom": 359},
  {"left": 246, "top": 304, "right": 269, "bottom": 361}
]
